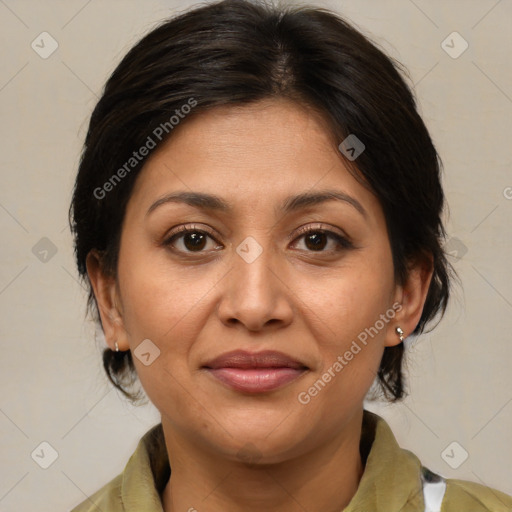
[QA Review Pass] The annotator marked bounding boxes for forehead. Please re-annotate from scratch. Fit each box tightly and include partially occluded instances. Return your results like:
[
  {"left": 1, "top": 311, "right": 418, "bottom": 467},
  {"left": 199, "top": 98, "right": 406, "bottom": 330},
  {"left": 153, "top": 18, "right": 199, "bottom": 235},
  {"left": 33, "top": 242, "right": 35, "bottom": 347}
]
[
  {"left": 126, "top": 98, "right": 380, "bottom": 222},
  {"left": 150, "top": 98, "right": 339, "bottom": 170}
]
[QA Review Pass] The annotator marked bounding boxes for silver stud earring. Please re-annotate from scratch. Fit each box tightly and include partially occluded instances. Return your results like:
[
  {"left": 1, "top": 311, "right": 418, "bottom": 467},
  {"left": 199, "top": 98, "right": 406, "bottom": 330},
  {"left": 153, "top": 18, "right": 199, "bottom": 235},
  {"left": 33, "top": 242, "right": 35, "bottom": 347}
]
[
  {"left": 396, "top": 327, "right": 404, "bottom": 342},
  {"left": 114, "top": 341, "right": 120, "bottom": 352}
]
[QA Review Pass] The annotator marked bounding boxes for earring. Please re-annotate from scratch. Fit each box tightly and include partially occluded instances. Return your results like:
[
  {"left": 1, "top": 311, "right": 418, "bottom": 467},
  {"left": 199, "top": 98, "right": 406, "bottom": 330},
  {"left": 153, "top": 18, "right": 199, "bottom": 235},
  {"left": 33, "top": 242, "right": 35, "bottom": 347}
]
[
  {"left": 396, "top": 326, "right": 405, "bottom": 342},
  {"left": 114, "top": 341, "right": 120, "bottom": 352}
]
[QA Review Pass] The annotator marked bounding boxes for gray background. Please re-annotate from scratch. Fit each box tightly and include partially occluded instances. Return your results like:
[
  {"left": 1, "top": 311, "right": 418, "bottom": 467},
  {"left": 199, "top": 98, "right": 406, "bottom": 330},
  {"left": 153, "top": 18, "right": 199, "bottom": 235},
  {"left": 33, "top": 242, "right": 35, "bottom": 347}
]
[{"left": 0, "top": 0, "right": 511, "bottom": 510}]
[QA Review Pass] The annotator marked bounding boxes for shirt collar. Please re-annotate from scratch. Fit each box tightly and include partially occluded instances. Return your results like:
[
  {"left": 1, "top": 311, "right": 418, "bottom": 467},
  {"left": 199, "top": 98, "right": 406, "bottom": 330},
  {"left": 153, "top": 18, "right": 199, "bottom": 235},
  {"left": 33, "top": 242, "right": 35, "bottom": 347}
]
[
  {"left": 344, "top": 409, "right": 425, "bottom": 511},
  {"left": 120, "top": 409, "right": 424, "bottom": 511},
  {"left": 121, "top": 422, "right": 168, "bottom": 511}
]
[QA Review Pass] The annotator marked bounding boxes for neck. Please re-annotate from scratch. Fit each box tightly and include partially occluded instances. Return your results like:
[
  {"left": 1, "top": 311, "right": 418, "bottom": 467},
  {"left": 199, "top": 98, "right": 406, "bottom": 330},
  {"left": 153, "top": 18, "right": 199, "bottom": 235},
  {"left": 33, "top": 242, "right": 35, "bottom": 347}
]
[{"left": 161, "top": 409, "right": 365, "bottom": 512}]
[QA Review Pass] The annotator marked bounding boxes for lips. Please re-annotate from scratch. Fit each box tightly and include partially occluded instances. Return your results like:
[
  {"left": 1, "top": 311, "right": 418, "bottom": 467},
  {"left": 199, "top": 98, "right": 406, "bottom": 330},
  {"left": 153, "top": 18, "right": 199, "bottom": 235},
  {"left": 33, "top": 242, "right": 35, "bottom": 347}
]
[
  {"left": 203, "top": 350, "right": 308, "bottom": 393},
  {"left": 204, "top": 350, "right": 306, "bottom": 370}
]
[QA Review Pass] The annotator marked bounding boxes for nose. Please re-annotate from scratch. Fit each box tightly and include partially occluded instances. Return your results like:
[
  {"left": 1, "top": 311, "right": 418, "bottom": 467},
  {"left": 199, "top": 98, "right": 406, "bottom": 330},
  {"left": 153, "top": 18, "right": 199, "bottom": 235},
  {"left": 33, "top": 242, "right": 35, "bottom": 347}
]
[{"left": 216, "top": 237, "right": 294, "bottom": 332}]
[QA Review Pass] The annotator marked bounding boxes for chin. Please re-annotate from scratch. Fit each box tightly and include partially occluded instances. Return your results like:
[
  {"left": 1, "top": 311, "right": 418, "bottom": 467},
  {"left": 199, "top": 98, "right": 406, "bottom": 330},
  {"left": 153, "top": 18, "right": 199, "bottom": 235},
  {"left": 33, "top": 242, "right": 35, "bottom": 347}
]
[{"left": 199, "top": 413, "right": 314, "bottom": 463}]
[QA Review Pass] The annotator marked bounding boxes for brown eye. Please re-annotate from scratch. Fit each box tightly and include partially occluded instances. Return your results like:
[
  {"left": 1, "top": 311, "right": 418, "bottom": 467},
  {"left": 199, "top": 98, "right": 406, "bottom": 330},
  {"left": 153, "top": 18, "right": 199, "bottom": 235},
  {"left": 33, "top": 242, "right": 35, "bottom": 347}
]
[
  {"left": 181, "top": 232, "right": 208, "bottom": 251},
  {"left": 304, "top": 232, "right": 328, "bottom": 251},
  {"left": 163, "top": 226, "right": 222, "bottom": 254},
  {"left": 292, "top": 227, "right": 353, "bottom": 253}
]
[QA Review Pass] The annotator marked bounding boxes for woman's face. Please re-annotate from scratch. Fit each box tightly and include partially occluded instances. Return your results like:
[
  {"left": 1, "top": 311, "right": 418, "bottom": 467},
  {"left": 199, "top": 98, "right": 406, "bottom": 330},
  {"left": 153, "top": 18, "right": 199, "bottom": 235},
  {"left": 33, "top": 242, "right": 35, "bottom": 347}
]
[{"left": 96, "top": 98, "right": 419, "bottom": 463}]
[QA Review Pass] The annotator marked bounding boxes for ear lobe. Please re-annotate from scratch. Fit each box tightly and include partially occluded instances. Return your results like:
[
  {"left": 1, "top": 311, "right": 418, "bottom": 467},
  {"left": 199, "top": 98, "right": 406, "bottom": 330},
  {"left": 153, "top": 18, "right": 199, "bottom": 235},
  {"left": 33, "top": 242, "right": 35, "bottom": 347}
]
[
  {"left": 385, "top": 255, "right": 434, "bottom": 347},
  {"left": 86, "top": 250, "right": 128, "bottom": 351}
]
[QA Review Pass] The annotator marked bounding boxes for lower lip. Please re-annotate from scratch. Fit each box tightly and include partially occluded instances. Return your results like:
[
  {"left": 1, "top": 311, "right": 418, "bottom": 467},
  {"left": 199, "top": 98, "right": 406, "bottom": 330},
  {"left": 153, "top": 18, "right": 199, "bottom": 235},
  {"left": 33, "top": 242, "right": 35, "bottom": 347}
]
[{"left": 205, "top": 367, "right": 307, "bottom": 393}]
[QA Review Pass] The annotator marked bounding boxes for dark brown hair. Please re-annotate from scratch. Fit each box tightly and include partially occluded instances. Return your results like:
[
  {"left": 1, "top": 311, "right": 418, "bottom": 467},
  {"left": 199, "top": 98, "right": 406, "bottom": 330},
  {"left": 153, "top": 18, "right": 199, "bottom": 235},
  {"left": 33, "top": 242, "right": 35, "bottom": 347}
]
[{"left": 69, "top": 0, "right": 453, "bottom": 402}]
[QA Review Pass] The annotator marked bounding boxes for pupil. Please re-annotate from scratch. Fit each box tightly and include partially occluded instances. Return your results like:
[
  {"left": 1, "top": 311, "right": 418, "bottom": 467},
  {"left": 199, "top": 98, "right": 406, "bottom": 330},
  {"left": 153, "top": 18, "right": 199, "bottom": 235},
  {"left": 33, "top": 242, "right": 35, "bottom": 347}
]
[
  {"left": 185, "top": 233, "right": 206, "bottom": 251},
  {"left": 305, "top": 233, "right": 326, "bottom": 251}
]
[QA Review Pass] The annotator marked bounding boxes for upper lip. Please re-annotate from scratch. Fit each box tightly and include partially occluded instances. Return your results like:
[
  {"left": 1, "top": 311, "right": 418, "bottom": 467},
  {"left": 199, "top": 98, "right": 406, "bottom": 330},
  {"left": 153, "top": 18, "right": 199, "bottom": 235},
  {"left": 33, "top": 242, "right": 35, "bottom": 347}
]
[{"left": 203, "top": 350, "right": 308, "bottom": 370}]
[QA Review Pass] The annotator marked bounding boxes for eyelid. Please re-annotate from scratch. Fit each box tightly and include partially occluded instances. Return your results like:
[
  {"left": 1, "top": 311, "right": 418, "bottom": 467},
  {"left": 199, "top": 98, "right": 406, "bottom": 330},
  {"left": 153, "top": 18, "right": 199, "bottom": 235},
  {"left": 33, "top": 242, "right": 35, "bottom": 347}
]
[
  {"left": 290, "top": 224, "right": 354, "bottom": 252},
  {"left": 163, "top": 224, "right": 221, "bottom": 245},
  {"left": 288, "top": 222, "right": 350, "bottom": 241}
]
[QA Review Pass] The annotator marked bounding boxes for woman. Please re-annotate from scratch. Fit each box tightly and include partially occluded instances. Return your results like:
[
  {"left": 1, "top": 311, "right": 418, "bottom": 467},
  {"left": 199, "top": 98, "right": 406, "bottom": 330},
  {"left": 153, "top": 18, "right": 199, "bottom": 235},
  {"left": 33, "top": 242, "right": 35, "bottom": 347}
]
[{"left": 69, "top": 0, "right": 512, "bottom": 510}]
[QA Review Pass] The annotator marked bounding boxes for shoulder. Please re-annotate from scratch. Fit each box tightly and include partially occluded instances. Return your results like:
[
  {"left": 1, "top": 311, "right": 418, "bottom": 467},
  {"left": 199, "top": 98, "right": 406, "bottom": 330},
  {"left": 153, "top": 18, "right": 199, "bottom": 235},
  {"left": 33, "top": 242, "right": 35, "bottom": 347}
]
[
  {"left": 421, "top": 465, "right": 512, "bottom": 511},
  {"left": 70, "top": 473, "right": 123, "bottom": 511},
  {"left": 441, "top": 477, "right": 512, "bottom": 511},
  {"left": 69, "top": 423, "right": 168, "bottom": 511}
]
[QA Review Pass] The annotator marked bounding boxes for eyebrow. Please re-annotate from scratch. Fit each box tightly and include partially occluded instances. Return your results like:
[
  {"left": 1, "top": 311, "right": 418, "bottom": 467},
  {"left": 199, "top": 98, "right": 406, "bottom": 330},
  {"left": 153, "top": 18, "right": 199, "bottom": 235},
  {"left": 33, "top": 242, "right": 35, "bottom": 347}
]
[{"left": 146, "top": 189, "right": 367, "bottom": 218}]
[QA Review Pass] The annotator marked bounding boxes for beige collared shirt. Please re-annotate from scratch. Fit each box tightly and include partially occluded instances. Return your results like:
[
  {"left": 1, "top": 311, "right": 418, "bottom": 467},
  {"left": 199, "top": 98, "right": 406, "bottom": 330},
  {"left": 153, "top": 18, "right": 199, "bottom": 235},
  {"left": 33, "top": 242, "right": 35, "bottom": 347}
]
[{"left": 71, "top": 410, "right": 512, "bottom": 511}]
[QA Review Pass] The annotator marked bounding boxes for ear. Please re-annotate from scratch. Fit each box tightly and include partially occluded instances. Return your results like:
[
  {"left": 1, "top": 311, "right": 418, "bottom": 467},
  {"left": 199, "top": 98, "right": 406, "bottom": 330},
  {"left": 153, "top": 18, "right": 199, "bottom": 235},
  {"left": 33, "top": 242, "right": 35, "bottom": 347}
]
[
  {"left": 86, "top": 249, "right": 129, "bottom": 352},
  {"left": 384, "top": 254, "right": 434, "bottom": 347}
]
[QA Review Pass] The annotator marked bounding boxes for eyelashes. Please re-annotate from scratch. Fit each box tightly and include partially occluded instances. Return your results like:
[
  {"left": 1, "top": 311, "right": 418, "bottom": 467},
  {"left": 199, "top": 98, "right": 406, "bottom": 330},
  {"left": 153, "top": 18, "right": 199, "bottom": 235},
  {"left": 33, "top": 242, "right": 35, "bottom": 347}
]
[
  {"left": 292, "top": 224, "right": 354, "bottom": 252},
  {"left": 163, "top": 225, "right": 222, "bottom": 254},
  {"left": 162, "top": 223, "right": 355, "bottom": 256}
]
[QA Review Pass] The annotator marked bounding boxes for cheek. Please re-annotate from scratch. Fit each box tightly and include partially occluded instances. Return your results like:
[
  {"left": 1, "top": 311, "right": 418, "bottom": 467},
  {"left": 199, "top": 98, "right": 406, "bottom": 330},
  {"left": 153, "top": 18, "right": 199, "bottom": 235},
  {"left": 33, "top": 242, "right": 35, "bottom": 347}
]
[
  {"left": 114, "top": 250, "right": 205, "bottom": 393},
  {"left": 306, "top": 255, "right": 395, "bottom": 390},
  {"left": 117, "top": 244, "right": 218, "bottom": 342},
  {"left": 315, "top": 261, "right": 395, "bottom": 343}
]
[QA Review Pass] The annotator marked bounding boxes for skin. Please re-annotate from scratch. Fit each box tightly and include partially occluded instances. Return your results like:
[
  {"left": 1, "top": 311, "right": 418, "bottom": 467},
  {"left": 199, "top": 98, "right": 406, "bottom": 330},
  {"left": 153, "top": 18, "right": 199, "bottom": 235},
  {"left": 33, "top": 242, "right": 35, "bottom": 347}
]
[{"left": 87, "top": 98, "right": 433, "bottom": 512}]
